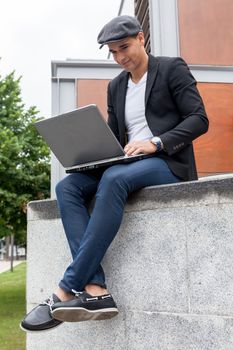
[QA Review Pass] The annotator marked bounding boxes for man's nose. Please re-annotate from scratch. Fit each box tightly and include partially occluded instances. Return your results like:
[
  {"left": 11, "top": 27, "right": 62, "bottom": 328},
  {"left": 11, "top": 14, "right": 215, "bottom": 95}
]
[{"left": 117, "top": 52, "right": 126, "bottom": 64}]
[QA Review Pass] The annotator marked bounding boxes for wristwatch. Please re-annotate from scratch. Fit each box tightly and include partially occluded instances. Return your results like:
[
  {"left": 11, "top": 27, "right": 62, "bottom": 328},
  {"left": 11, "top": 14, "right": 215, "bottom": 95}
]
[{"left": 150, "top": 137, "right": 163, "bottom": 152}]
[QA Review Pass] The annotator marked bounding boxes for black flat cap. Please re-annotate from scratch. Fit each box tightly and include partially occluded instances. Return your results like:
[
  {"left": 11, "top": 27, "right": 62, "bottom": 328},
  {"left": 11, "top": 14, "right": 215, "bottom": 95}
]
[{"left": 97, "top": 15, "right": 143, "bottom": 49}]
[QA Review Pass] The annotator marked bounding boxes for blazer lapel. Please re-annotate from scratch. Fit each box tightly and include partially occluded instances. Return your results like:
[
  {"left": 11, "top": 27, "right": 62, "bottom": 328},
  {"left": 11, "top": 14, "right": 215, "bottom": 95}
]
[
  {"left": 145, "top": 54, "right": 159, "bottom": 106},
  {"left": 117, "top": 71, "right": 129, "bottom": 145}
]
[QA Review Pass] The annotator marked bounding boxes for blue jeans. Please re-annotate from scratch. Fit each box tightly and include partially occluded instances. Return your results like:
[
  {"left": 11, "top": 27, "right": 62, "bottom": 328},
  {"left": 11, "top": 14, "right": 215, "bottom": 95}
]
[{"left": 56, "top": 157, "right": 181, "bottom": 293}]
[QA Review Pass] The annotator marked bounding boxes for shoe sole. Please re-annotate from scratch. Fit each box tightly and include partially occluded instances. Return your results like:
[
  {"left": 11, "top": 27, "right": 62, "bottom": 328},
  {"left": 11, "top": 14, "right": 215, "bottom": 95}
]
[{"left": 51, "top": 307, "right": 118, "bottom": 322}]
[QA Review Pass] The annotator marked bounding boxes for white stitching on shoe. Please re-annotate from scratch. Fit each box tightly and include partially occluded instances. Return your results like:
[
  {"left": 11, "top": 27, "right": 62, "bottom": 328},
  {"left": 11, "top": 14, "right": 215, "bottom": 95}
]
[
  {"left": 101, "top": 295, "right": 112, "bottom": 299},
  {"left": 86, "top": 297, "right": 98, "bottom": 301},
  {"left": 41, "top": 296, "right": 55, "bottom": 313},
  {"left": 71, "top": 289, "right": 84, "bottom": 297}
]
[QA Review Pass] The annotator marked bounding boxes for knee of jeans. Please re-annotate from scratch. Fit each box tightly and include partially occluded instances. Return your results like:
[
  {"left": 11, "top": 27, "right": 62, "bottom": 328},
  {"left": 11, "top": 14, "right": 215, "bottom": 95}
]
[
  {"left": 55, "top": 176, "right": 73, "bottom": 198},
  {"left": 56, "top": 175, "right": 85, "bottom": 201},
  {"left": 55, "top": 179, "right": 65, "bottom": 199}
]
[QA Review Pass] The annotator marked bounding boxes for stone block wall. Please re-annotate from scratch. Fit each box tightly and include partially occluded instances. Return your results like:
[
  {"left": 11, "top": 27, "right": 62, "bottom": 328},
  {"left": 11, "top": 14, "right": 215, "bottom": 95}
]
[{"left": 26, "top": 176, "right": 233, "bottom": 350}]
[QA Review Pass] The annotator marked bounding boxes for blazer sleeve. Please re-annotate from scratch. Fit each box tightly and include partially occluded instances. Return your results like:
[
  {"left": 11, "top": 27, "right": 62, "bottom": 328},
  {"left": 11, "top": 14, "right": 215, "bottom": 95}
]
[{"left": 159, "top": 57, "right": 209, "bottom": 156}]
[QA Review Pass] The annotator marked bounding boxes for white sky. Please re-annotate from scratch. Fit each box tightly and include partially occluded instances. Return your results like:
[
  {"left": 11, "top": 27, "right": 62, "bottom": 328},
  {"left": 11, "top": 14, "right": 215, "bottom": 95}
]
[{"left": 0, "top": 0, "right": 133, "bottom": 117}]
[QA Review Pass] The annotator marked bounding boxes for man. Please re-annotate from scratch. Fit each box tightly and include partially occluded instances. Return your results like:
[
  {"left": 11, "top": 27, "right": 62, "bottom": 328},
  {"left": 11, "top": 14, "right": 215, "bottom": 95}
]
[{"left": 21, "top": 15, "right": 208, "bottom": 331}]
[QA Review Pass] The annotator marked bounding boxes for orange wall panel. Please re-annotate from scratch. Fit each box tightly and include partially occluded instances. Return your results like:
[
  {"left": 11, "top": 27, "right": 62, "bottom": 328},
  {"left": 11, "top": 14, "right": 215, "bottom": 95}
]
[
  {"left": 178, "top": 0, "right": 233, "bottom": 65},
  {"left": 76, "top": 79, "right": 233, "bottom": 177},
  {"left": 76, "top": 79, "right": 110, "bottom": 120},
  {"left": 194, "top": 83, "right": 233, "bottom": 176}
]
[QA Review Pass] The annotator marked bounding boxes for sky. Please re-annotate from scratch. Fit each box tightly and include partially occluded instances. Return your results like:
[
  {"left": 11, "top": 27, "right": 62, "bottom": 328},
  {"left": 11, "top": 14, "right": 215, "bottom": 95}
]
[{"left": 0, "top": 0, "right": 133, "bottom": 117}]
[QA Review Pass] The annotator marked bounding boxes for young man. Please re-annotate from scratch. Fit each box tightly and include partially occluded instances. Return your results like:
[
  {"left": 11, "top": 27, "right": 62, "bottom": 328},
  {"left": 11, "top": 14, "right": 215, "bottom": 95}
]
[{"left": 21, "top": 15, "right": 209, "bottom": 331}]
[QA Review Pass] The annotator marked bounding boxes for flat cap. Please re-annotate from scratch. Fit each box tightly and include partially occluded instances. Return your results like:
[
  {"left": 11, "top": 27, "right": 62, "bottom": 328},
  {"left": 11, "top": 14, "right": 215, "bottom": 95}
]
[{"left": 97, "top": 15, "right": 143, "bottom": 48}]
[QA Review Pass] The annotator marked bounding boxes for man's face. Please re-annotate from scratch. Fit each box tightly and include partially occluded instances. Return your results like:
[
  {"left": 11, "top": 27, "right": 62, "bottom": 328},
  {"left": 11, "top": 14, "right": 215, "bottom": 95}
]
[{"left": 108, "top": 32, "right": 146, "bottom": 73}]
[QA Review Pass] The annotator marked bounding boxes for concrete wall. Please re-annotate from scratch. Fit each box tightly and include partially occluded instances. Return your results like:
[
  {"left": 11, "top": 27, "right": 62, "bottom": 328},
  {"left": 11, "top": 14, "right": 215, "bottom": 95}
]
[{"left": 26, "top": 175, "right": 233, "bottom": 350}]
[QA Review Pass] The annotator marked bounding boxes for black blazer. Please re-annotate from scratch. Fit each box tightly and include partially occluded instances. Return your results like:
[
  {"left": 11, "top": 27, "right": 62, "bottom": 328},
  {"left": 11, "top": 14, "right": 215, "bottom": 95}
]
[{"left": 107, "top": 54, "right": 209, "bottom": 181}]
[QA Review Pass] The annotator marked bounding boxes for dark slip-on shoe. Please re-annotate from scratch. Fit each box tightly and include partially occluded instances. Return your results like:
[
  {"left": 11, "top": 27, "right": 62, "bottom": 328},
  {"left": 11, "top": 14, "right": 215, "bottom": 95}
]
[
  {"left": 20, "top": 294, "right": 63, "bottom": 332},
  {"left": 51, "top": 290, "right": 118, "bottom": 322}
]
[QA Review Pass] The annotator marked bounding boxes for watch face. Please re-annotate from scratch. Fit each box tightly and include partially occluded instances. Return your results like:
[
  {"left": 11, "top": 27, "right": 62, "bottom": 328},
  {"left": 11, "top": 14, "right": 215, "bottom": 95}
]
[
  {"left": 151, "top": 137, "right": 159, "bottom": 144},
  {"left": 151, "top": 137, "right": 162, "bottom": 151}
]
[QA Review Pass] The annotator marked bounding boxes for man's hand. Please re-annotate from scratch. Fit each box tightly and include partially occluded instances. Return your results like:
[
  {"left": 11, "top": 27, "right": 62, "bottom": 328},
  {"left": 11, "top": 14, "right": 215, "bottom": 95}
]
[{"left": 124, "top": 140, "right": 156, "bottom": 156}]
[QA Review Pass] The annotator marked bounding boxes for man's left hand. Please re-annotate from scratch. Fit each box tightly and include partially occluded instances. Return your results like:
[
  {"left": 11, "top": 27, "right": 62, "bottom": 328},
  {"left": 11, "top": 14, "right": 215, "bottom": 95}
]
[{"left": 124, "top": 140, "right": 156, "bottom": 156}]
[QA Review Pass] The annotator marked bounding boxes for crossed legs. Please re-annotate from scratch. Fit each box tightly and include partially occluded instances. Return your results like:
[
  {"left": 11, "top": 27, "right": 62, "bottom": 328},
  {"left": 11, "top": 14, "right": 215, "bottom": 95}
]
[{"left": 55, "top": 157, "right": 181, "bottom": 297}]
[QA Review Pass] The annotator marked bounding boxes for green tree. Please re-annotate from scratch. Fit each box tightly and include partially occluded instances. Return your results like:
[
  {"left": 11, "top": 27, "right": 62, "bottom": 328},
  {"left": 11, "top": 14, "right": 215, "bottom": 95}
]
[{"left": 0, "top": 72, "right": 50, "bottom": 245}]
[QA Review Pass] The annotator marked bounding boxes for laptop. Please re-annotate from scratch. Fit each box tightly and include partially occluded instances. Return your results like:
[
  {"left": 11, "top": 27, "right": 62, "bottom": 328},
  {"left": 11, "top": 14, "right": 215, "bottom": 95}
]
[{"left": 35, "top": 104, "right": 152, "bottom": 173}]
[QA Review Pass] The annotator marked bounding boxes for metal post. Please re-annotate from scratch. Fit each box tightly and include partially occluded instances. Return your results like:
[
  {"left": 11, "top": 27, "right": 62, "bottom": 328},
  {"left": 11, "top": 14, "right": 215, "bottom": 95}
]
[{"left": 10, "top": 234, "right": 14, "bottom": 272}]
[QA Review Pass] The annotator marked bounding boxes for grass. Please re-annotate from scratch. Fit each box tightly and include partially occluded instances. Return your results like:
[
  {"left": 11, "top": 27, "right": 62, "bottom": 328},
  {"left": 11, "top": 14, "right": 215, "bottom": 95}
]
[{"left": 0, "top": 262, "right": 26, "bottom": 350}]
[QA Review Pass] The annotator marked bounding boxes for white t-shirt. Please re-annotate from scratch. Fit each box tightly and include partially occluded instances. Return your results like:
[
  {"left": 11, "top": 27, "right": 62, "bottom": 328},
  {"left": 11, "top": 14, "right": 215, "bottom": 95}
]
[{"left": 124, "top": 71, "right": 153, "bottom": 142}]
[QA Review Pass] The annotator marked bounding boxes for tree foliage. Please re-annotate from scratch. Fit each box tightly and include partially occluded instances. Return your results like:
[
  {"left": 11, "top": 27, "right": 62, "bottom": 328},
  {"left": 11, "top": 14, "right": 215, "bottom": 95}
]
[{"left": 0, "top": 72, "right": 50, "bottom": 245}]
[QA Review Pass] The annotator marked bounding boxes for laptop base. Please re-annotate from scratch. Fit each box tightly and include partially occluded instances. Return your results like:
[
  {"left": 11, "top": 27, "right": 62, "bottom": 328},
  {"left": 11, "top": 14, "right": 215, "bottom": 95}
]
[{"left": 66, "top": 154, "right": 154, "bottom": 173}]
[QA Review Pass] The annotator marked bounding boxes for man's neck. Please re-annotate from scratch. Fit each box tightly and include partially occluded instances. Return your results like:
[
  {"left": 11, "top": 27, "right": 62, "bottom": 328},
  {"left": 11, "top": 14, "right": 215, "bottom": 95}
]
[{"left": 130, "top": 53, "right": 149, "bottom": 84}]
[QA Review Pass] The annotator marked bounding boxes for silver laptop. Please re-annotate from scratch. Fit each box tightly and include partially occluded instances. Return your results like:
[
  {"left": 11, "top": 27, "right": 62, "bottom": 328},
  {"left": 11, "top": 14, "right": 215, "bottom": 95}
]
[{"left": 35, "top": 104, "right": 151, "bottom": 173}]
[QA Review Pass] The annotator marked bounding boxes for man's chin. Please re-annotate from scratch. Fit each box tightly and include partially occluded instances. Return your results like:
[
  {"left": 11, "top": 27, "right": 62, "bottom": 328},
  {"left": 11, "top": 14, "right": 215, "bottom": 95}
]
[{"left": 121, "top": 64, "right": 132, "bottom": 72}]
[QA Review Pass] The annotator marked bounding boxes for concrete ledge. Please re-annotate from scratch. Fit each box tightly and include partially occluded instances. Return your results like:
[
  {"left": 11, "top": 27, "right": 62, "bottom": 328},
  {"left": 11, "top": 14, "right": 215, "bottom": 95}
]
[
  {"left": 28, "top": 175, "right": 233, "bottom": 220},
  {"left": 27, "top": 175, "right": 233, "bottom": 350}
]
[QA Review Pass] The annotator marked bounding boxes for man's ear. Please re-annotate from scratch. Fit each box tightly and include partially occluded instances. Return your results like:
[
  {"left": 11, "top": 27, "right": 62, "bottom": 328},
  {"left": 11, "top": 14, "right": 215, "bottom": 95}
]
[{"left": 138, "top": 32, "right": 145, "bottom": 46}]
